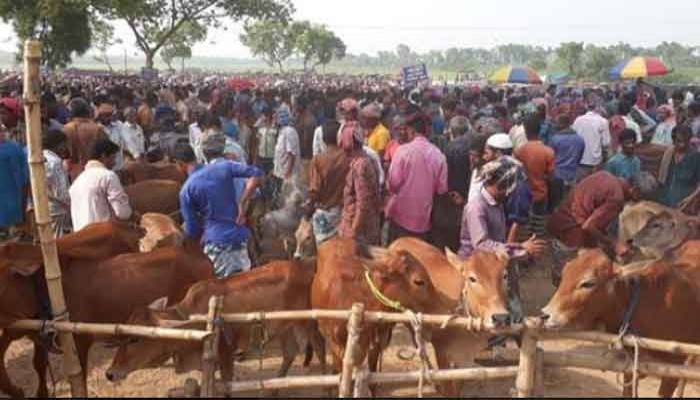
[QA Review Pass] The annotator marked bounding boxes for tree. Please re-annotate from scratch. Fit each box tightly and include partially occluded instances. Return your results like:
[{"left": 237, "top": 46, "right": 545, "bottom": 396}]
[
  {"left": 160, "top": 22, "right": 206, "bottom": 72},
  {"left": 240, "top": 20, "right": 298, "bottom": 72},
  {"left": 528, "top": 55, "right": 548, "bottom": 72},
  {"left": 0, "top": 0, "right": 93, "bottom": 69},
  {"left": 95, "top": 0, "right": 293, "bottom": 69},
  {"left": 583, "top": 45, "right": 617, "bottom": 80},
  {"left": 556, "top": 41, "right": 584, "bottom": 77},
  {"left": 295, "top": 22, "right": 345, "bottom": 71},
  {"left": 91, "top": 18, "right": 122, "bottom": 72}
]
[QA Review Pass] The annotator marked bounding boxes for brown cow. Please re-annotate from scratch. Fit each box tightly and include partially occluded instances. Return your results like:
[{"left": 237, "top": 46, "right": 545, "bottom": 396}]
[
  {"left": 139, "top": 213, "right": 184, "bottom": 252},
  {"left": 105, "top": 261, "right": 325, "bottom": 391},
  {"left": 125, "top": 180, "right": 181, "bottom": 220},
  {"left": 119, "top": 160, "right": 185, "bottom": 186},
  {"left": 541, "top": 248, "right": 700, "bottom": 397},
  {"left": 632, "top": 210, "right": 700, "bottom": 259},
  {"left": 0, "top": 238, "right": 213, "bottom": 398},
  {"left": 390, "top": 238, "right": 512, "bottom": 397},
  {"left": 311, "top": 238, "right": 452, "bottom": 381}
]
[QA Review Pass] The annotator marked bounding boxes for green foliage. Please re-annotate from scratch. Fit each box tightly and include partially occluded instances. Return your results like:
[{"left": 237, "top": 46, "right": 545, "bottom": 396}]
[
  {"left": 91, "top": 17, "right": 122, "bottom": 71},
  {"left": 239, "top": 19, "right": 297, "bottom": 72},
  {"left": 556, "top": 41, "right": 585, "bottom": 76},
  {"left": 160, "top": 22, "right": 206, "bottom": 72},
  {"left": 583, "top": 45, "right": 618, "bottom": 81},
  {"left": 95, "top": 0, "right": 293, "bottom": 68},
  {"left": 0, "top": 0, "right": 93, "bottom": 69},
  {"left": 528, "top": 55, "right": 548, "bottom": 72},
  {"left": 295, "top": 22, "right": 345, "bottom": 71}
]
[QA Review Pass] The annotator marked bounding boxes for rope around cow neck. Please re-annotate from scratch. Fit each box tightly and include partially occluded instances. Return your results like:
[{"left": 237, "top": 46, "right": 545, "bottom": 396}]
[{"left": 363, "top": 270, "right": 406, "bottom": 312}]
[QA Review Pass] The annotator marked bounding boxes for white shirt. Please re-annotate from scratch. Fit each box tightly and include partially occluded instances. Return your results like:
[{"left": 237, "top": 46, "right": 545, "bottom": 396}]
[
  {"left": 273, "top": 126, "right": 301, "bottom": 180},
  {"left": 572, "top": 111, "right": 611, "bottom": 166},
  {"left": 44, "top": 149, "right": 70, "bottom": 217},
  {"left": 363, "top": 145, "right": 385, "bottom": 188},
  {"left": 102, "top": 122, "right": 126, "bottom": 170},
  {"left": 508, "top": 124, "right": 528, "bottom": 152},
  {"left": 312, "top": 125, "right": 326, "bottom": 157},
  {"left": 467, "top": 169, "right": 484, "bottom": 203},
  {"left": 69, "top": 160, "right": 132, "bottom": 231},
  {"left": 189, "top": 122, "right": 206, "bottom": 164},
  {"left": 120, "top": 121, "right": 145, "bottom": 159},
  {"left": 622, "top": 116, "right": 643, "bottom": 144}
]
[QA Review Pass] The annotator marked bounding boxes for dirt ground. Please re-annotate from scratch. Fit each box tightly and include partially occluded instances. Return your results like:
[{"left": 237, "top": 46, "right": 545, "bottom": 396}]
[{"left": 3, "top": 263, "right": 699, "bottom": 398}]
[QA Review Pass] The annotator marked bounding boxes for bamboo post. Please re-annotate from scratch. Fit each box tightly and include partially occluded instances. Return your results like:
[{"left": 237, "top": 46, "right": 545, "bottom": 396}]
[
  {"left": 534, "top": 347, "right": 545, "bottom": 397},
  {"left": 353, "top": 368, "right": 371, "bottom": 398},
  {"left": 339, "top": 302, "right": 365, "bottom": 397},
  {"left": 515, "top": 328, "right": 538, "bottom": 397},
  {"left": 201, "top": 296, "right": 223, "bottom": 397},
  {"left": 22, "top": 40, "right": 87, "bottom": 398},
  {"left": 675, "top": 356, "right": 695, "bottom": 398}
]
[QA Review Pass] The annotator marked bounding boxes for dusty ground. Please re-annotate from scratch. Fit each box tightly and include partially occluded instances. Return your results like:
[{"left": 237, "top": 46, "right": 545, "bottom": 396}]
[{"left": 3, "top": 264, "right": 699, "bottom": 398}]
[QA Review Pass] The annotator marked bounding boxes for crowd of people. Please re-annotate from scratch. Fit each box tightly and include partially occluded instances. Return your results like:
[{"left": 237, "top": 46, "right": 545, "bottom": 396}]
[{"left": 0, "top": 73, "right": 699, "bottom": 300}]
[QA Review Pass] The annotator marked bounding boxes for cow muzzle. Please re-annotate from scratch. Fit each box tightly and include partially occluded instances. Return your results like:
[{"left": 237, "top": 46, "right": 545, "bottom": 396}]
[
  {"left": 105, "top": 368, "right": 127, "bottom": 383},
  {"left": 491, "top": 313, "right": 511, "bottom": 327}
]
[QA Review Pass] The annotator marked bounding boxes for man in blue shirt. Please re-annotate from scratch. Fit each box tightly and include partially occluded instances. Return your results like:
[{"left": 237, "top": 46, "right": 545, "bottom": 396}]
[
  {"left": 180, "top": 133, "right": 264, "bottom": 278},
  {"left": 549, "top": 113, "right": 585, "bottom": 209},
  {"left": 604, "top": 129, "right": 641, "bottom": 181}
]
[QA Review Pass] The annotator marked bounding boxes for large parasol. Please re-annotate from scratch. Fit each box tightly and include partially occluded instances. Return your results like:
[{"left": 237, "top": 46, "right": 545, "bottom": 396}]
[
  {"left": 608, "top": 56, "right": 670, "bottom": 80},
  {"left": 489, "top": 66, "right": 543, "bottom": 84}
]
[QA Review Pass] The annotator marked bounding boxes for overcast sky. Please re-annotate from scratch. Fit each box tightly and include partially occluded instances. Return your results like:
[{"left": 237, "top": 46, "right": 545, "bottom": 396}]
[{"left": 0, "top": 0, "right": 697, "bottom": 58}]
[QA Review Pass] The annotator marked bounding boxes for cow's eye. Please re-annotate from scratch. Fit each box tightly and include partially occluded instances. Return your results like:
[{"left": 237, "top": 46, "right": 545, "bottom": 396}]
[
  {"left": 413, "top": 278, "right": 425, "bottom": 286},
  {"left": 579, "top": 280, "right": 596, "bottom": 289},
  {"left": 468, "top": 276, "right": 477, "bottom": 283}
]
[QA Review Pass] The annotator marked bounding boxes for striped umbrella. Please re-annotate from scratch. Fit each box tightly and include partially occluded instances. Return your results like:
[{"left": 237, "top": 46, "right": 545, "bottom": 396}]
[
  {"left": 489, "top": 66, "right": 543, "bottom": 84},
  {"left": 609, "top": 56, "right": 670, "bottom": 80}
]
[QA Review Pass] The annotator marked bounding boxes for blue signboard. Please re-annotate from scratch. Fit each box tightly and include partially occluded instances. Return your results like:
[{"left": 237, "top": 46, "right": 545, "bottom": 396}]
[{"left": 401, "top": 64, "right": 429, "bottom": 87}]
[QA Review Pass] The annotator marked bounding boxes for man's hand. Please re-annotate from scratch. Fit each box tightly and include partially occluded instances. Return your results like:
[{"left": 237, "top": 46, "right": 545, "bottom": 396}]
[
  {"left": 236, "top": 203, "right": 247, "bottom": 226},
  {"left": 614, "top": 242, "right": 631, "bottom": 257},
  {"left": 522, "top": 234, "right": 547, "bottom": 256},
  {"left": 448, "top": 191, "right": 466, "bottom": 207}
]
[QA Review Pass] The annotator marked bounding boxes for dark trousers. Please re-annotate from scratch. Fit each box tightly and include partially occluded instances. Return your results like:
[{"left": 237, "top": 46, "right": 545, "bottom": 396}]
[{"left": 387, "top": 220, "right": 431, "bottom": 245}]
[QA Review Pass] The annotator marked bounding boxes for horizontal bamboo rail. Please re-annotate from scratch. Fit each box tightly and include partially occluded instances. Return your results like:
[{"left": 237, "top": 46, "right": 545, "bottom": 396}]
[
  {"left": 8, "top": 319, "right": 211, "bottom": 341},
  {"left": 539, "top": 330, "right": 700, "bottom": 357},
  {"left": 188, "top": 309, "right": 522, "bottom": 334},
  {"left": 219, "top": 366, "right": 519, "bottom": 394}
]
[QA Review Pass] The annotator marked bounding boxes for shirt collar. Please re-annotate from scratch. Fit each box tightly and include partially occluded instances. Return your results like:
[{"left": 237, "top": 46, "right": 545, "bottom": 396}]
[
  {"left": 480, "top": 187, "right": 498, "bottom": 206},
  {"left": 85, "top": 160, "right": 107, "bottom": 170}
]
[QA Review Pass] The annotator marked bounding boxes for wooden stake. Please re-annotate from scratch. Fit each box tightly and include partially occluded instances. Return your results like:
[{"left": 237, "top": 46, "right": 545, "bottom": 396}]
[
  {"left": 534, "top": 347, "right": 545, "bottom": 398},
  {"left": 339, "top": 302, "right": 364, "bottom": 397},
  {"left": 515, "top": 329, "right": 538, "bottom": 397},
  {"left": 674, "top": 356, "right": 695, "bottom": 398},
  {"left": 201, "top": 296, "right": 223, "bottom": 397},
  {"left": 22, "top": 40, "right": 87, "bottom": 398}
]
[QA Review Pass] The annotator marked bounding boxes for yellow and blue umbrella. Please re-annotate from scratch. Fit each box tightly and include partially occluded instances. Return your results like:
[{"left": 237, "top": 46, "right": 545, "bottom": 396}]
[
  {"left": 609, "top": 56, "right": 670, "bottom": 80},
  {"left": 489, "top": 66, "right": 543, "bottom": 84}
]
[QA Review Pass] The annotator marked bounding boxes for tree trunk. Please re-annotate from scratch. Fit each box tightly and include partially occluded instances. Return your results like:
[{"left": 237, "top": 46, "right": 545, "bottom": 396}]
[
  {"left": 145, "top": 52, "right": 155, "bottom": 69},
  {"left": 278, "top": 61, "right": 284, "bottom": 73}
]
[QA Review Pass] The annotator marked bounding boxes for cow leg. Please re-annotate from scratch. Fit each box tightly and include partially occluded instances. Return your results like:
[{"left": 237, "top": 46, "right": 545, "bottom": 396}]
[
  {"left": 621, "top": 373, "right": 632, "bottom": 397},
  {"left": 0, "top": 332, "right": 24, "bottom": 398},
  {"left": 74, "top": 337, "right": 92, "bottom": 389},
  {"left": 218, "top": 340, "right": 234, "bottom": 397},
  {"left": 309, "top": 325, "right": 327, "bottom": 375},
  {"left": 659, "top": 377, "right": 679, "bottom": 398},
  {"left": 31, "top": 337, "right": 49, "bottom": 398},
  {"left": 434, "top": 346, "right": 462, "bottom": 397}
]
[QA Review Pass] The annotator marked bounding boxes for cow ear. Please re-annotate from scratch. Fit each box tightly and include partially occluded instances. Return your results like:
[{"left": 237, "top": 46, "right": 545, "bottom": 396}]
[
  {"left": 445, "top": 248, "right": 464, "bottom": 274},
  {"left": 148, "top": 297, "right": 169, "bottom": 312},
  {"left": 9, "top": 263, "right": 41, "bottom": 277}
]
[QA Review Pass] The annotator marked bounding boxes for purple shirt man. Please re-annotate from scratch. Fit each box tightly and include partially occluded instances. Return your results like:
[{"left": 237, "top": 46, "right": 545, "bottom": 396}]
[
  {"left": 458, "top": 187, "right": 528, "bottom": 259},
  {"left": 386, "top": 136, "right": 448, "bottom": 234}
]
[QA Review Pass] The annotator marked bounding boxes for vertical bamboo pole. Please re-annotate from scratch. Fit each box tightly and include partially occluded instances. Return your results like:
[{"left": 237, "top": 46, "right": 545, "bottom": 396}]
[
  {"left": 515, "top": 329, "right": 538, "bottom": 398},
  {"left": 674, "top": 355, "right": 695, "bottom": 398},
  {"left": 339, "top": 302, "right": 365, "bottom": 398},
  {"left": 201, "top": 296, "right": 223, "bottom": 397},
  {"left": 22, "top": 40, "right": 87, "bottom": 398}
]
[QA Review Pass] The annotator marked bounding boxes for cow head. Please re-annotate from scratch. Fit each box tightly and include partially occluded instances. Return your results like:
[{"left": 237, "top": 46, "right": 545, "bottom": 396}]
[
  {"left": 358, "top": 244, "right": 439, "bottom": 313},
  {"left": 105, "top": 297, "right": 204, "bottom": 382},
  {"left": 293, "top": 217, "right": 315, "bottom": 260},
  {"left": 541, "top": 249, "right": 619, "bottom": 330},
  {"left": 445, "top": 248, "right": 511, "bottom": 328},
  {"left": 633, "top": 212, "right": 699, "bottom": 257}
]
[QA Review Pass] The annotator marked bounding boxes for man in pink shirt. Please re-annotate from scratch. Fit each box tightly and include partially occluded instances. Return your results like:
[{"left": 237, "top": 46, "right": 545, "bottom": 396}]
[{"left": 386, "top": 113, "right": 448, "bottom": 243}]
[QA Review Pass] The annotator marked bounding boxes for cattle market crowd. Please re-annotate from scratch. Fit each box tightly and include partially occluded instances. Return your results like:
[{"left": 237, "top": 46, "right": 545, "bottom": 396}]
[{"left": 0, "top": 72, "right": 699, "bottom": 397}]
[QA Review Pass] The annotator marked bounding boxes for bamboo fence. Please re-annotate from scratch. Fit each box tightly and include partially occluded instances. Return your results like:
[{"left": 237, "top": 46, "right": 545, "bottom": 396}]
[{"left": 22, "top": 40, "right": 86, "bottom": 397}]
